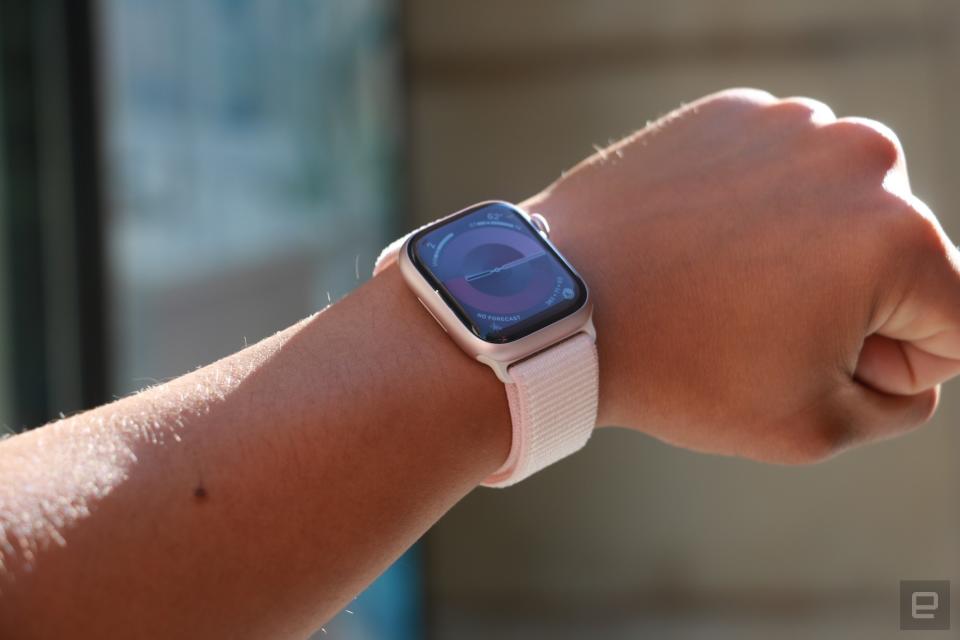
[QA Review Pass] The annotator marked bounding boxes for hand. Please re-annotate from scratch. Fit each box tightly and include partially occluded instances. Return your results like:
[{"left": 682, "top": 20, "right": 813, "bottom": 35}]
[{"left": 526, "top": 88, "right": 960, "bottom": 463}]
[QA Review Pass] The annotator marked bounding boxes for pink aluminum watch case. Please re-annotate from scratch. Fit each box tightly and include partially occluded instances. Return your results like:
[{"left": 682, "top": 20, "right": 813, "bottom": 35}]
[{"left": 397, "top": 201, "right": 595, "bottom": 383}]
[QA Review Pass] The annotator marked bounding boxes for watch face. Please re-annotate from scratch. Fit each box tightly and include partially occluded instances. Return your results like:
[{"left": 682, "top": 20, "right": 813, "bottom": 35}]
[{"left": 408, "top": 202, "right": 587, "bottom": 343}]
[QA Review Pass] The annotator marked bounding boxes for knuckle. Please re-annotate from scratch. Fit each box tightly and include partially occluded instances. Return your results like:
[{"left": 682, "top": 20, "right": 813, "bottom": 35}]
[
  {"left": 785, "top": 435, "right": 840, "bottom": 465},
  {"left": 826, "top": 117, "right": 904, "bottom": 172},
  {"left": 800, "top": 399, "right": 860, "bottom": 463},
  {"left": 779, "top": 422, "right": 848, "bottom": 466},
  {"left": 880, "top": 193, "right": 942, "bottom": 252},
  {"left": 904, "top": 215, "right": 946, "bottom": 265},
  {"left": 769, "top": 96, "right": 836, "bottom": 124},
  {"left": 702, "top": 87, "right": 777, "bottom": 111}
]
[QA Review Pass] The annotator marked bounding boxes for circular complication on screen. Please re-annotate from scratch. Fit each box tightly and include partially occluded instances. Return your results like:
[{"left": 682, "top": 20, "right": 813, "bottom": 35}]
[{"left": 410, "top": 203, "right": 585, "bottom": 343}]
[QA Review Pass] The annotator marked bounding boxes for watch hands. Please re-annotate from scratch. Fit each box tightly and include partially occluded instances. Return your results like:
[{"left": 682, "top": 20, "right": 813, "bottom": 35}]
[{"left": 464, "top": 251, "right": 546, "bottom": 283}]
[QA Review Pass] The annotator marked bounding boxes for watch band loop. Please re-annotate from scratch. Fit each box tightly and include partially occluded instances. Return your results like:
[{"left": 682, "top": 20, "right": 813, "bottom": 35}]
[{"left": 484, "top": 332, "right": 598, "bottom": 487}]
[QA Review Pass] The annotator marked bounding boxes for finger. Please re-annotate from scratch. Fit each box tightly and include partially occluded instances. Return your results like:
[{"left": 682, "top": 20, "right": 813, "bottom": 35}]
[
  {"left": 860, "top": 194, "right": 960, "bottom": 393},
  {"left": 856, "top": 334, "right": 960, "bottom": 396},
  {"left": 825, "top": 382, "right": 939, "bottom": 452}
]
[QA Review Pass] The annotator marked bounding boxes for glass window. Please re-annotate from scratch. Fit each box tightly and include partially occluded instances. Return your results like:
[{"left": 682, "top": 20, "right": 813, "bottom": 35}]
[{"left": 98, "top": 1, "right": 417, "bottom": 637}]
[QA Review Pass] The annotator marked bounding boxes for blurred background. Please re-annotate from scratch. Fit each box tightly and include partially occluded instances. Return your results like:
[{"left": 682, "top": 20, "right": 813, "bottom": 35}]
[{"left": 1, "top": 0, "right": 959, "bottom": 638}]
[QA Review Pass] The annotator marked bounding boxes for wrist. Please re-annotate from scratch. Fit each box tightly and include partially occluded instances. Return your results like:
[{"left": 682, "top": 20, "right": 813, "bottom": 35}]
[
  {"left": 363, "top": 264, "right": 513, "bottom": 481},
  {"left": 521, "top": 189, "right": 627, "bottom": 429}
]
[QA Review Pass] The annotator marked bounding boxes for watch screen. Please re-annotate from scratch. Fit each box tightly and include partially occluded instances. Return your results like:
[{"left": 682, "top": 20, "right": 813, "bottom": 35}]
[{"left": 408, "top": 202, "right": 586, "bottom": 343}]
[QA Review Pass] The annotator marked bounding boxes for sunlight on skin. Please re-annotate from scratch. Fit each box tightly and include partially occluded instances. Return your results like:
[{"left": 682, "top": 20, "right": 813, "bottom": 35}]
[
  {"left": 0, "top": 314, "right": 316, "bottom": 582},
  {"left": 5, "top": 89, "right": 960, "bottom": 638}
]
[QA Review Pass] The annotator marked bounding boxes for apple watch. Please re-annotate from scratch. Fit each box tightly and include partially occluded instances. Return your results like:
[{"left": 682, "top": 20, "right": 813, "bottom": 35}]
[{"left": 374, "top": 200, "right": 598, "bottom": 488}]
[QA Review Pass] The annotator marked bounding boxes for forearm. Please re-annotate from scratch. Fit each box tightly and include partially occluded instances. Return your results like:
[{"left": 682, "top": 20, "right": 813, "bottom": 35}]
[{"left": 0, "top": 265, "right": 510, "bottom": 638}]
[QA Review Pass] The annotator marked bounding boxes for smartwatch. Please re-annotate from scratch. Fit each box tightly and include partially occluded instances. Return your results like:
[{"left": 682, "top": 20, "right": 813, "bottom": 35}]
[{"left": 374, "top": 201, "right": 598, "bottom": 487}]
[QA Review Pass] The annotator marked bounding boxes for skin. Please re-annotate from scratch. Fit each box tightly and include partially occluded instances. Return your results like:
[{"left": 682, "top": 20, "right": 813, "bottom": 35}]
[{"left": 1, "top": 88, "right": 959, "bottom": 637}]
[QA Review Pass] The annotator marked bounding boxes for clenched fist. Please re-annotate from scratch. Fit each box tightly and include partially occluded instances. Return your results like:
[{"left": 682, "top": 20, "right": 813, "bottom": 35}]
[{"left": 527, "top": 88, "right": 958, "bottom": 463}]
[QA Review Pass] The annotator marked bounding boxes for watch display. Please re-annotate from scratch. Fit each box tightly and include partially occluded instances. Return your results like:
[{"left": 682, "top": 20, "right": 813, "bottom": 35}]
[{"left": 408, "top": 202, "right": 586, "bottom": 343}]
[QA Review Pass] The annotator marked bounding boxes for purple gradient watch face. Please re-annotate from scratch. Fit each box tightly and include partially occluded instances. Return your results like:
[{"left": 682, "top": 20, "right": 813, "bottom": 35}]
[{"left": 409, "top": 202, "right": 586, "bottom": 343}]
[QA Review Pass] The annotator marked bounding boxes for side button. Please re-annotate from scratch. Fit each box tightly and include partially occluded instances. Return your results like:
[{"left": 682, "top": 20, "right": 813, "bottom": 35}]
[{"left": 417, "top": 297, "right": 448, "bottom": 333}]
